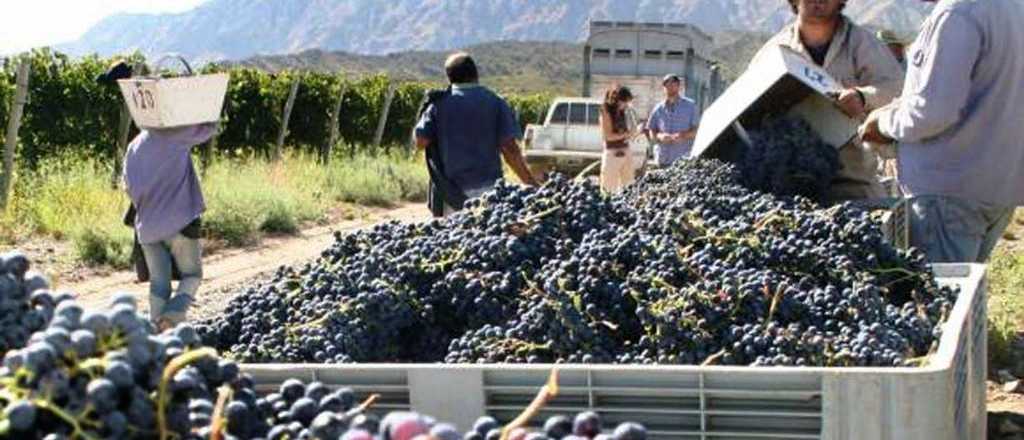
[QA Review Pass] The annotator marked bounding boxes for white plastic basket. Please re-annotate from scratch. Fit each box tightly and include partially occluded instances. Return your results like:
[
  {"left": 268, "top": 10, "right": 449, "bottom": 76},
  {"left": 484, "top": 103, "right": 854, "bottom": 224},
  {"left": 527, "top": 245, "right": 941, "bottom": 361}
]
[
  {"left": 242, "top": 263, "right": 986, "bottom": 439},
  {"left": 117, "top": 54, "right": 228, "bottom": 129}
]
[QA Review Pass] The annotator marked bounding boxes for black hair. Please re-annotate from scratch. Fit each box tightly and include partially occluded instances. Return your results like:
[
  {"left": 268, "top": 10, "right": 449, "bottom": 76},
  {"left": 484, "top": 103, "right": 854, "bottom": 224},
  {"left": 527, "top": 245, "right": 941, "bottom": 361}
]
[
  {"left": 787, "top": 0, "right": 847, "bottom": 14},
  {"left": 445, "top": 53, "right": 479, "bottom": 84}
]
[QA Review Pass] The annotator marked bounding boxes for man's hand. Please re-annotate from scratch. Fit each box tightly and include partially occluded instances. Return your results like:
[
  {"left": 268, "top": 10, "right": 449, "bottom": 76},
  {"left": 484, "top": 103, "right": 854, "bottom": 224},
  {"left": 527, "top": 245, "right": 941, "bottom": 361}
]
[
  {"left": 658, "top": 132, "right": 680, "bottom": 143},
  {"left": 859, "top": 110, "right": 895, "bottom": 145},
  {"left": 836, "top": 88, "right": 867, "bottom": 119}
]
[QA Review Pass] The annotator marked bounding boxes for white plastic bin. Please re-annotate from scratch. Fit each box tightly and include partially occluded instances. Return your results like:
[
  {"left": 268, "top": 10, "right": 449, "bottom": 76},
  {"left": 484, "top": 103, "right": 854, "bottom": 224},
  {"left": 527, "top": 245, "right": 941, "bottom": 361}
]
[
  {"left": 117, "top": 55, "right": 228, "bottom": 129},
  {"left": 242, "top": 263, "right": 986, "bottom": 439}
]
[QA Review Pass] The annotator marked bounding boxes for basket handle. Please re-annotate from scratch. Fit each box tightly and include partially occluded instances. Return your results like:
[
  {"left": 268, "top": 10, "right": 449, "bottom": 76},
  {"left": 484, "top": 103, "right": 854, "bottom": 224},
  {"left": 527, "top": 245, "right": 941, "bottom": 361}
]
[{"left": 149, "top": 53, "right": 194, "bottom": 77}]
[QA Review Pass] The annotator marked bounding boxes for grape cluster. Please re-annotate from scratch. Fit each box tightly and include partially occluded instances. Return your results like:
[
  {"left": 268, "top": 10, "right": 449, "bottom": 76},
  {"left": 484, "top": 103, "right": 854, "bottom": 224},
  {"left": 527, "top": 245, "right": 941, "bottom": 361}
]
[
  {"left": 737, "top": 117, "right": 842, "bottom": 202},
  {"left": 0, "top": 250, "right": 56, "bottom": 358},
  {"left": 462, "top": 413, "right": 645, "bottom": 440},
  {"left": 0, "top": 252, "right": 651, "bottom": 439},
  {"left": 0, "top": 292, "right": 238, "bottom": 439},
  {"left": 198, "top": 154, "right": 956, "bottom": 368}
]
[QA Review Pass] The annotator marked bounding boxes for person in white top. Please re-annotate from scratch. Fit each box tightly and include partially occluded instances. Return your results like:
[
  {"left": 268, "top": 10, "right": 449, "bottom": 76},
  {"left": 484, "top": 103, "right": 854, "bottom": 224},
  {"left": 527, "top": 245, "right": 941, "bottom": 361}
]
[{"left": 860, "top": 0, "right": 1024, "bottom": 263}]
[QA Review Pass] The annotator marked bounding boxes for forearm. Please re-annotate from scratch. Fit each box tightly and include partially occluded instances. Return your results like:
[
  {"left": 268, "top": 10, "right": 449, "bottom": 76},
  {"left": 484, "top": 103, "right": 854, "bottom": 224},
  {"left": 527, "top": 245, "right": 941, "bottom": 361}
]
[
  {"left": 876, "top": 96, "right": 961, "bottom": 143},
  {"left": 680, "top": 127, "right": 698, "bottom": 141},
  {"left": 415, "top": 136, "right": 431, "bottom": 150},
  {"left": 605, "top": 130, "right": 631, "bottom": 142},
  {"left": 500, "top": 140, "right": 537, "bottom": 185}
]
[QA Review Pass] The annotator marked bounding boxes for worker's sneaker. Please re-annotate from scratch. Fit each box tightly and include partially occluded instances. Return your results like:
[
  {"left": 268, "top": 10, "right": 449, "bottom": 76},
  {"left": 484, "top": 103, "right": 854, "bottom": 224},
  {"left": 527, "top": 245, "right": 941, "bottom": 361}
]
[{"left": 161, "top": 293, "right": 193, "bottom": 328}]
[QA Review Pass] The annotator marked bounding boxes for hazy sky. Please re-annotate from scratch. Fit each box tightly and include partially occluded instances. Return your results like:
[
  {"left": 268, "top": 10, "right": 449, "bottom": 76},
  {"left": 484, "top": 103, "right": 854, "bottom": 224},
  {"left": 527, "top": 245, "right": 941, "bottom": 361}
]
[{"left": 0, "top": 0, "right": 209, "bottom": 54}]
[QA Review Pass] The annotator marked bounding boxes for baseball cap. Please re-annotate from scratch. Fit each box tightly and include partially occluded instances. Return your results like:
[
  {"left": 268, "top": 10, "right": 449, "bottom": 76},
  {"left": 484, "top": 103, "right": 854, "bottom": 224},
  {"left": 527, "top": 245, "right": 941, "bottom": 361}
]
[{"left": 662, "top": 74, "right": 682, "bottom": 85}]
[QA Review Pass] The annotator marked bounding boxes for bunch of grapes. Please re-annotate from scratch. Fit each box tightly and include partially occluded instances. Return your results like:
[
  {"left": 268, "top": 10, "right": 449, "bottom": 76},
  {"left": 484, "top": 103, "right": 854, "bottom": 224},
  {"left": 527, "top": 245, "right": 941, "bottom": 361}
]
[
  {"left": 0, "top": 253, "right": 652, "bottom": 439},
  {"left": 737, "top": 117, "right": 842, "bottom": 202},
  {"left": 197, "top": 152, "right": 955, "bottom": 368},
  {"left": 462, "top": 413, "right": 645, "bottom": 440},
  {"left": 0, "top": 251, "right": 56, "bottom": 358}
]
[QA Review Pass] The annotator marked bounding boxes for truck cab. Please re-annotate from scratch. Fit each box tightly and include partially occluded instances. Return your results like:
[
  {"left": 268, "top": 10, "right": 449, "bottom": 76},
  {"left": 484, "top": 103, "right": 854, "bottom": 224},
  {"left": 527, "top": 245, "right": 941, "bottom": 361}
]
[{"left": 523, "top": 97, "right": 647, "bottom": 175}]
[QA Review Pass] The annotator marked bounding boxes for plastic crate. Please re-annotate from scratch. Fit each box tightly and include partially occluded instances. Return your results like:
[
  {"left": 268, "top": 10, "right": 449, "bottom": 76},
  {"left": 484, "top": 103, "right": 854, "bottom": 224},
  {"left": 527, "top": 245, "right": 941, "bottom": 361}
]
[
  {"left": 242, "top": 264, "right": 986, "bottom": 439},
  {"left": 117, "top": 55, "right": 228, "bottom": 129}
]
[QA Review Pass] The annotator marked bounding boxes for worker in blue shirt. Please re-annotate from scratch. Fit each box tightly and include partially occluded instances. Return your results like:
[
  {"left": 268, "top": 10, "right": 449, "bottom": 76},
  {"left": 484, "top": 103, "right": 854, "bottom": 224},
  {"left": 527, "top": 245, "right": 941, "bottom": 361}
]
[
  {"left": 647, "top": 74, "right": 699, "bottom": 167},
  {"left": 415, "top": 53, "right": 540, "bottom": 217}
]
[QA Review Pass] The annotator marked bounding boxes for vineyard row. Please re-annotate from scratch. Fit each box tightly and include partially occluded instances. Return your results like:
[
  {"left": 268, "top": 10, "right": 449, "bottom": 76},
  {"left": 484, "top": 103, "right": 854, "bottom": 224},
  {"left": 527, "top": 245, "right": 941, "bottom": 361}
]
[{"left": 0, "top": 49, "right": 553, "bottom": 168}]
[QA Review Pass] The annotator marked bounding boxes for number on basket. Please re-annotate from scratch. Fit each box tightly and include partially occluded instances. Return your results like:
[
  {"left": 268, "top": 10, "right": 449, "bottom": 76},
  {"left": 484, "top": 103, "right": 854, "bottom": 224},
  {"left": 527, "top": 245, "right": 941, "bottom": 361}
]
[{"left": 131, "top": 87, "right": 156, "bottom": 110}]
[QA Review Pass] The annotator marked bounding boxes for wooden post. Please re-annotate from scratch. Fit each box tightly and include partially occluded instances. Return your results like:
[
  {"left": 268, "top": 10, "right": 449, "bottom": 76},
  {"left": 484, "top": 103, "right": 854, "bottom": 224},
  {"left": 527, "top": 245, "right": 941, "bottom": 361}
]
[
  {"left": 373, "top": 81, "right": 397, "bottom": 149},
  {"left": 1, "top": 61, "right": 30, "bottom": 210},
  {"left": 324, "top": 81, "right": 347, "bottom": 165},
  {"left": 274, "top": 77, "right": 301, "bottom": 162}
]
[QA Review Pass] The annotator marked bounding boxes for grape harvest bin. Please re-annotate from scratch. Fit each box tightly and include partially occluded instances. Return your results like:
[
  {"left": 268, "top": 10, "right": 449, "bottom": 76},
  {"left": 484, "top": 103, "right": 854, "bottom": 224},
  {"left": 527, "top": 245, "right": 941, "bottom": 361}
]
[{"left": 242, "top": 263, "right": 986, "bottom": 440}]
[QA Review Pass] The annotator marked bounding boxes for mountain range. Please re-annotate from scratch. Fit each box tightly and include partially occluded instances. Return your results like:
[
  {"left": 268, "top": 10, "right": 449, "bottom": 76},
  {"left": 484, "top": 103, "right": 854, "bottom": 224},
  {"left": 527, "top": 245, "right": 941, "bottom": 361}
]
[{"left": 61, "top": 0, "right": 932, "bottom": 62}]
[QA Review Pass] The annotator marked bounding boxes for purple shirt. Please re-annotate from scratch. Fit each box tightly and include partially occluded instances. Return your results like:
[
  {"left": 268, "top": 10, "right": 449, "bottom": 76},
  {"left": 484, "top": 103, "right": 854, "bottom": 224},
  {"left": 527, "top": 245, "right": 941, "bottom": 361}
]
[{"left": 123, "top": 124, "right": 216, "bottom": 244}]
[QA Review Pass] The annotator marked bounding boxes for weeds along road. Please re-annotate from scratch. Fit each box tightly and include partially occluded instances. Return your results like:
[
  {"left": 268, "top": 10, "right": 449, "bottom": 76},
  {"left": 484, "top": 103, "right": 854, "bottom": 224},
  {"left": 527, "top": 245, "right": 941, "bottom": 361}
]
[{"left": 64, "top": 203, "right": 431, "bottom": 319}]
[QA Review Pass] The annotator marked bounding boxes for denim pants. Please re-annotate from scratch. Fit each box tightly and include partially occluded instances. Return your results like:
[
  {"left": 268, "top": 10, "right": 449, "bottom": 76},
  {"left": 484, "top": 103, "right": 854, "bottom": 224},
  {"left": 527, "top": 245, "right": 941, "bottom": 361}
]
[
  {"left": 908, "top": 195, "right": 1015, "bottom": 263},
  {"left": 140, "top": 233, "right": 202, "bottom": 324}
]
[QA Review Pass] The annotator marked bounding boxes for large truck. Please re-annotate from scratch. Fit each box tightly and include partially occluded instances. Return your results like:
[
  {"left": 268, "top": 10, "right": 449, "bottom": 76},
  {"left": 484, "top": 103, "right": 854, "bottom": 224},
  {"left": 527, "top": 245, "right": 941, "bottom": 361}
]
[{"left": 524, "top": 20, "right": 726, "bottom": 175}]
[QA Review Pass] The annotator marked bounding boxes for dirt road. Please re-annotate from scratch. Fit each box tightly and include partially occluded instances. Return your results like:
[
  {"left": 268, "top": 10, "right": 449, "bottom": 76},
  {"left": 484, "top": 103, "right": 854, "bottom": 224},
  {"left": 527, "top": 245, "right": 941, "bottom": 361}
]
[{"left": 63, "top": 203, "right": 431, "bottom": 317}]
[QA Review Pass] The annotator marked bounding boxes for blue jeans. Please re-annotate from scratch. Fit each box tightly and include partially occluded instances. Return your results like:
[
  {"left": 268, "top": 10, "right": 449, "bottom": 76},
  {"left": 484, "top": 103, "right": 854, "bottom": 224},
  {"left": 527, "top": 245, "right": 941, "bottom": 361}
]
[
  {"left": 140, "top": 233, "right": 202, "bottom": 324},
  {"left": 908, "top": 195, "right": 1015, "bottom": 263}
]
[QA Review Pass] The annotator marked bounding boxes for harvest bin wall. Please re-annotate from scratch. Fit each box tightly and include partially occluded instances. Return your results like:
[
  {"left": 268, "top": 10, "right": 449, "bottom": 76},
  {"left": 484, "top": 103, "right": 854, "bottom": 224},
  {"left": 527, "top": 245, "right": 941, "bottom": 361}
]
[{"left": 241, "top": 264, "right": 986, "bottom": 440}]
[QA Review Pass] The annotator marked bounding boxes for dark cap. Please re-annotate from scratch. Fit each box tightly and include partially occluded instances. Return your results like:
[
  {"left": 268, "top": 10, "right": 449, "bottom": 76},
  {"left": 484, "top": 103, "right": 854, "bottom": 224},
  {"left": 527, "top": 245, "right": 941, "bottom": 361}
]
[
  {"left": 662, "top": 74, "right": 682, "bottom": 85},
  {"left": 95, "top": 61, "right": 133, "bottom": 85}
]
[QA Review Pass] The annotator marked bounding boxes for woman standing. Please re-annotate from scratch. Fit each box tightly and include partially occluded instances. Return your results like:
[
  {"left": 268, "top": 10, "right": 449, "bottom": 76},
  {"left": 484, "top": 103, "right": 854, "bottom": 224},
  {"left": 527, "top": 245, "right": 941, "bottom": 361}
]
[{"left": 599, "top": 85, "right": 638, "bottom": 193}]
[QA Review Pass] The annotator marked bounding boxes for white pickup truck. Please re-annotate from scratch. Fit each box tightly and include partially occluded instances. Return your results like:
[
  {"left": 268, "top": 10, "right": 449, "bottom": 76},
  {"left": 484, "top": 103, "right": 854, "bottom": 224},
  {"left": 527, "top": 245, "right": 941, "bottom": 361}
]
[{"left": 522, "top": 97, "right": 649, "bottom": 175}]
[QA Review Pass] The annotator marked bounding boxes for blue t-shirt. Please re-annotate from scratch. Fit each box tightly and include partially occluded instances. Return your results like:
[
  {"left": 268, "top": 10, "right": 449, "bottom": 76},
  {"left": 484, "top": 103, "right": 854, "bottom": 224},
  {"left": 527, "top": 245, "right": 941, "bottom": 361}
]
[{"left": 414, "top": 84, "right": 521, "bottom": 190}]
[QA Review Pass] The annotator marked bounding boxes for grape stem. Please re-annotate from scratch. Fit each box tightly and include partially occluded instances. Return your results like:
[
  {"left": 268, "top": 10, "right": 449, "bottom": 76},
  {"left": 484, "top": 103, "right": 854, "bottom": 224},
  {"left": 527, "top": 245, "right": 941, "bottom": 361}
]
[
  {"left": 34, "top": 398, "right": 101, "bottom": 440},
  {"left": 209, "top": 385, "right": 233, "bottom": 440},
  {"left": 353, "top": 393, "right": 380, "bottom": 414},
  {"left": 701, "top": 349, "right": 729, "bottom": 366},
  {"left": 157, "top": 347, "right": 218, "bottom": 440},
  {"left": 500, "top": 369, "right": 559, "bottom": 440}
]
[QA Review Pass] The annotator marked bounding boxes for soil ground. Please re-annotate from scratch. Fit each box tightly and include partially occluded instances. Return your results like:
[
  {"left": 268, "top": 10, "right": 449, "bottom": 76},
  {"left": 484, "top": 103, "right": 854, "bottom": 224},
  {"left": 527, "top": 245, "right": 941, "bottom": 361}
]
[{"left": 48, "top": 203, "right": 431, "bottom": 318}]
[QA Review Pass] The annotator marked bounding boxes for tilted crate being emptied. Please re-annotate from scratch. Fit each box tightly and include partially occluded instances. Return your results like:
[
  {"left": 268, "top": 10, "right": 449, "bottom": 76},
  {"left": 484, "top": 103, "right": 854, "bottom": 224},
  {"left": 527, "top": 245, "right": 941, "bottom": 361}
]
[{"left": 690, "top": 45, "right": 859, "bottom": 163}]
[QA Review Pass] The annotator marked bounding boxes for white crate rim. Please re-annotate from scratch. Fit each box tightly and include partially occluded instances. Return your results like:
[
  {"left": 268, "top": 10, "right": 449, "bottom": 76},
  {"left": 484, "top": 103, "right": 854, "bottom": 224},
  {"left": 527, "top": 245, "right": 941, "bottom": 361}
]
[{"left": 242, "top": 263, "right": 982, "bottom": 375}]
